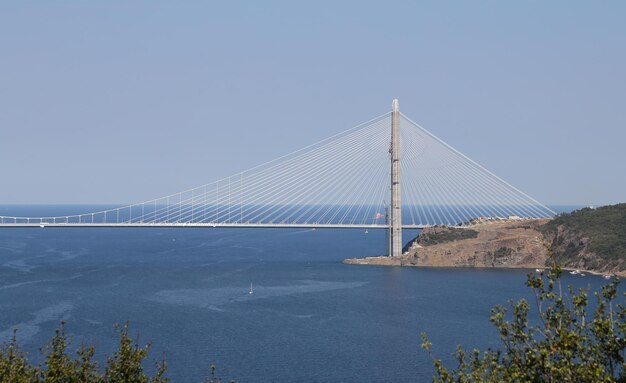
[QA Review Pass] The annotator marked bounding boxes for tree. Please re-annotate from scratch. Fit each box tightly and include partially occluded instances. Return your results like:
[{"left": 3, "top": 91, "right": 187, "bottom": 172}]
[
  {"left": 0, "top": 322, "right": 170, "bottom": 383},
  {"left": 0, "top": 330, "right": 38, "bottom": 383},
  {"left": 103, "top": 322, "right": 168, "bottom": 383},
  {"left": 39, "top": 321, "right": 99, "bottom": 383},
  {"left": 422, "top": 265, "right": 626, "bottom": 382}
]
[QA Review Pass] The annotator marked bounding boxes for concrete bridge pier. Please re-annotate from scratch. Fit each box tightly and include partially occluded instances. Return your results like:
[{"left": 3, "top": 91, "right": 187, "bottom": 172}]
[{"left": 389, "top": 99, "right": 402, "bottom": 257}]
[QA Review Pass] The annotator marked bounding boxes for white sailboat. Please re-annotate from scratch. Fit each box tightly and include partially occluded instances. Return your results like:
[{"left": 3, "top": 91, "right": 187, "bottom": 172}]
[{"left": 249, "top": 282, "right": 254, "bottom": 295}]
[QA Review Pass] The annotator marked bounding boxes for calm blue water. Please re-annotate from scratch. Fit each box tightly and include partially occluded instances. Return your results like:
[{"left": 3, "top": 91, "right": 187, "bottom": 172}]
[{"left": 0, "top": 205, "right": 613, "bottom": 382}]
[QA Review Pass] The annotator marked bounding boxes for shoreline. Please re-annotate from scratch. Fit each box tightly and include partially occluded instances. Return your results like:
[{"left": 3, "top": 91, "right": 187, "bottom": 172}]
[
  {"left": 342, "top": 256, "right": 622, "bottom": 278},
  {"left": 343, "top": 216, "right": 626, "bottom": 279}
]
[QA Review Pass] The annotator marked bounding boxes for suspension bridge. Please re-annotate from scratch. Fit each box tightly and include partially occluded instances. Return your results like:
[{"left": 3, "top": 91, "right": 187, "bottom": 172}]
[{"left": 0, "top": 100, "right": 555, "bottom": 257}]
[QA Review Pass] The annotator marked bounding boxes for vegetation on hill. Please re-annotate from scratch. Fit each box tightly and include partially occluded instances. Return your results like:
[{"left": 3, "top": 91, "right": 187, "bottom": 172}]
[
  {"left": 422, "top": 263, "right": 626, "bottom": 382},
  {"left": 417, "top": 227, "right": 479, "bottom": 246},
  {"left": 0, "top": 322, "right": 233, "bottom": 383},
  {"left": 540, "top": 203, "right": 626, "bottom": 272}
]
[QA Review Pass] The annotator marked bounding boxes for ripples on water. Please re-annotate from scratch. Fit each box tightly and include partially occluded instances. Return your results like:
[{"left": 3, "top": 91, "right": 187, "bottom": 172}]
[{"left": 0, "top": 205, "right": 615, "bottom": 382}]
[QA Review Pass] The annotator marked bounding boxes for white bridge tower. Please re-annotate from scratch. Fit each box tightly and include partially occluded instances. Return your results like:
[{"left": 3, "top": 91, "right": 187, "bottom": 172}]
[{"left": 389, "top": 99, "right": 402, "bottom": 257}]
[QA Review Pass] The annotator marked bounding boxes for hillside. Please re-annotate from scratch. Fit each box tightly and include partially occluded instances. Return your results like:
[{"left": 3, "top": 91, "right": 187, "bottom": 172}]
[
  {"left": 344, "top": 204, "right": 626, "bottom": 276},
  {"left": 409, "top": 220, "right": 549, "bottom": 268},
  {"left": 344, "top": 219, "right": 551, "bottom": 269},
  {"left": 540, "top": 204, "right": 626, "bottom": 274}
]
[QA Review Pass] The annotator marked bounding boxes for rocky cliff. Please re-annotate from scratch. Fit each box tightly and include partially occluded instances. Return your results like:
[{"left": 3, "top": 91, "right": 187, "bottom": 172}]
[
  {"left": 344, "top": 219, "right": 551, "bottom": 269},
  {"left": 406, "top": 220, "right": 550, "bottom": 268}
]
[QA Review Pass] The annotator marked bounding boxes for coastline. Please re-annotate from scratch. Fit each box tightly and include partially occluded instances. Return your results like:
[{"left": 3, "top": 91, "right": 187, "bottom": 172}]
[
  {"left": 342, "top": 256, "right": 623, "bottom": 278},
  {"left": 343, "top": 216, "right": 625, "bottom": 279}
]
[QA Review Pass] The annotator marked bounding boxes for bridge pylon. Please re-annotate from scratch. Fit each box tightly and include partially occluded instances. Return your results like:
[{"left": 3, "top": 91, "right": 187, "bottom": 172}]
[
  {"left": 0, "top": 99, "right": 557, "bottom": 230},
  {"left": 389, "top": 99, "right": 402, "bottom": 257}
]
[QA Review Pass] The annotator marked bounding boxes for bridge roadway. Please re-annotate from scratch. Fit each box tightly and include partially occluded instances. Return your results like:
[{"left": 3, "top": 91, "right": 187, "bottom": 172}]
[{"left": 0, "top": 223, "right": 429, "bottom": 229}]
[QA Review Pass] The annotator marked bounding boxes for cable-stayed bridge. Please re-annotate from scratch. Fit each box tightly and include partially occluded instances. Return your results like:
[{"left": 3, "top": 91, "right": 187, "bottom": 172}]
[{"left": 0, "top": 100, "right": 555, "bottom": 256}]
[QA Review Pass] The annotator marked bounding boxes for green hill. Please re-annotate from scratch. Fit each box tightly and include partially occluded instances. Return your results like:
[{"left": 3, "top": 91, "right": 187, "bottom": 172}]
[{"left": 540, "top": 203, "right": 626, "bottom": 273}]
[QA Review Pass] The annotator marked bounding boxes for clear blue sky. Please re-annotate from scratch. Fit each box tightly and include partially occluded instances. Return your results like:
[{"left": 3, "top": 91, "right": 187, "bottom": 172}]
[{"left": 1, "top": 1, "right": 624, "bottom": 206}]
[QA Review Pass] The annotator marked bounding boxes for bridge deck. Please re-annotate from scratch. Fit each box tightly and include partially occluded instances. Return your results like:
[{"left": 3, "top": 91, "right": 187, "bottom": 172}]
[{"left": 0, "top": 223, "right": 429, "bottom": 229}]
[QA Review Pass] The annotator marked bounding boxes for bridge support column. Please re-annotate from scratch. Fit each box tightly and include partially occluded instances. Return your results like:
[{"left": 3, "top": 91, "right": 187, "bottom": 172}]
[{"left": 389, "top": 99, "right": 402, "bottom": 257}]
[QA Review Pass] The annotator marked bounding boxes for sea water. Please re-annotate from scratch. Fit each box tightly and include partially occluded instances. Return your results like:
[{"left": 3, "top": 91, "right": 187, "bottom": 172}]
[{"left": 0, "top": 205, "right": 613, "bottom": 382}]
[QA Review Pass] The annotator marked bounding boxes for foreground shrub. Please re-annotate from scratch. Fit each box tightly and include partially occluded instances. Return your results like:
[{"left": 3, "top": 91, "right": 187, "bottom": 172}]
[
  {"left": 422, "top": 265, "right": 626, "bottom": 382},
  {"left": 0, "top": 321, "right": 234, "bottom": 382}
]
